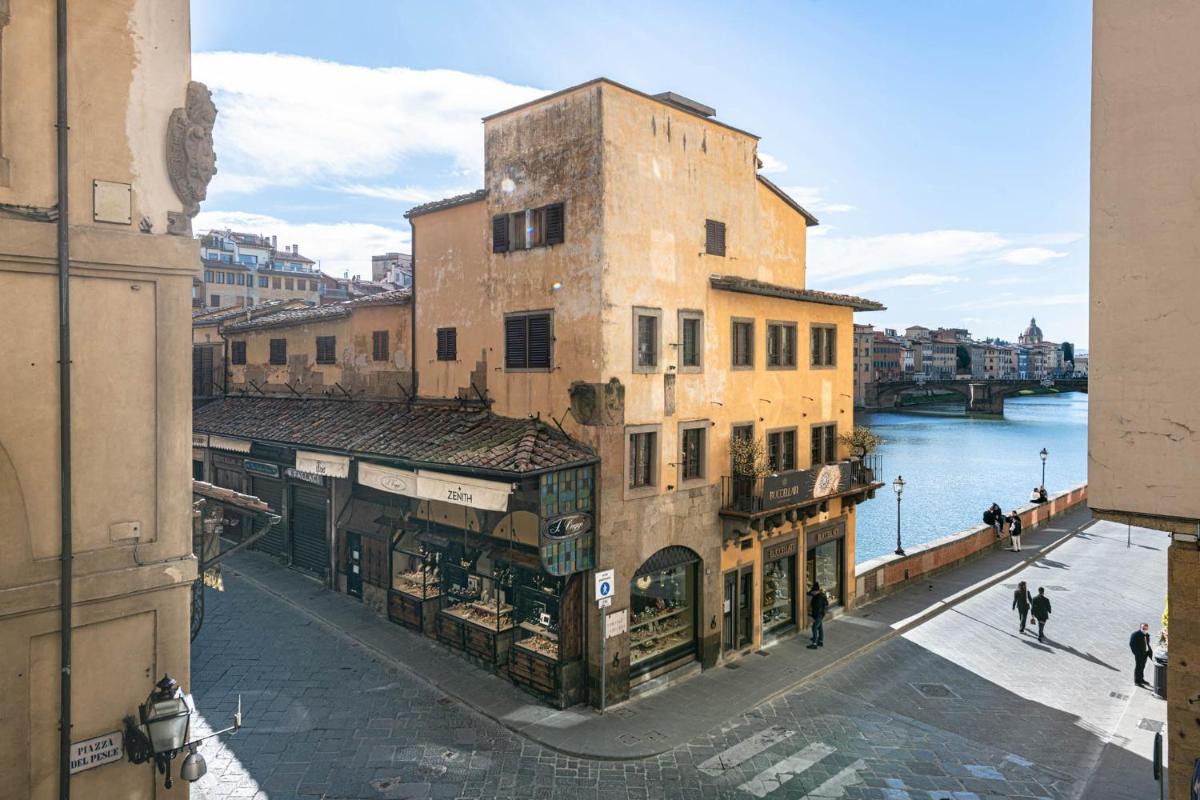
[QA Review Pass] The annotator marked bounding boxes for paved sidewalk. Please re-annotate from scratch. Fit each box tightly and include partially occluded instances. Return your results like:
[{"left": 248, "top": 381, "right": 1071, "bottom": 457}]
[{"left": 216, "top": 504, "right": 1097, "bottom": 761}]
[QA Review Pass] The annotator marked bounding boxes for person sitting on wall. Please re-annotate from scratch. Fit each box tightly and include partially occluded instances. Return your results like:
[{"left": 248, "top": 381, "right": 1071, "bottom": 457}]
[
  {"left": 1038, "top": 486, "right": 1049, "bottom": 504},
  {"left": 1029, "top": 486, "right": 1046, "bottom": 504}
]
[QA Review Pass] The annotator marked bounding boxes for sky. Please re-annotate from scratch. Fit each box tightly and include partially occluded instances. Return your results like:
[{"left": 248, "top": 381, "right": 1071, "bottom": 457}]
[{"left": 191, "top": 1, "right": 1093, "bottom": 347}]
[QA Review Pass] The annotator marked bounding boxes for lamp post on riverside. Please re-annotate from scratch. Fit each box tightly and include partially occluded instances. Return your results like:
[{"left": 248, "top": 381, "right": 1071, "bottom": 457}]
[
  {"left": 893, "top": 475, "right": 906, "bottom": 556},
  {"left": 1040, "top": 448, "right": 1048, "bottom": 487}
]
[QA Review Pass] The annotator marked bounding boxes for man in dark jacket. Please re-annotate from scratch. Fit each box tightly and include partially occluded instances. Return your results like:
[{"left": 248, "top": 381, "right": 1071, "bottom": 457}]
[
  {"left": 1012, "top": 580, "right": 1033, "bottom": 633},
  {"left": 807, "top": 583, "right": 829, "bottom": 649},
  {"left": 1030, "top": 587, "right": 1051, "bottom": 642},
  {"left": 1130, "top": 623, "right": 1154, "bottom": 687}
]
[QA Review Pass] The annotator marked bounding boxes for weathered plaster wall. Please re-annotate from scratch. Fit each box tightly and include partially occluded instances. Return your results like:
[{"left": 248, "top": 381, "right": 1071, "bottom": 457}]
[{"left": 227, "top": 303, "right": 413, "bottom": 398}]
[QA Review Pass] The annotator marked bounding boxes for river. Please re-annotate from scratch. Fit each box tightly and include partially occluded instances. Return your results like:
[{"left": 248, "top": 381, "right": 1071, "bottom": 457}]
[{"left": 853, "top": 393, "right": 1088, "bottom": 563}]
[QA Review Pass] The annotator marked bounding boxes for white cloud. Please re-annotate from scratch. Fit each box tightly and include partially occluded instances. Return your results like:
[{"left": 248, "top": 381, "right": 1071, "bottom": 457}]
[
  {"left": 195, "top": 210, "right": 410, "bottom": 279},
  {"left": 780, "top": 186, "right": 855, "bottom": 215},
  {"left": 844, "top": 273, "right": 963, "bottom": 295},
  {"left": 999, "top": 247, "right": 1069, "bottom": 265},
  {"left": 337, "top": 183, "right": 474, "bottom": 203},
  {"left": 193, "top": 51, "right": 546, "bottom": 194},
  {"left": 949, "top": 292, "right": 1087, "bottom": 311},
  {"left": 809, "top": 229, "right": 1009, "bottom": 282},
  {"left": 757, "top": 152, "right": 788, "bottom": 174},
  {"left": 985, "top": 275, "right": 1037, "bottom": 286}
]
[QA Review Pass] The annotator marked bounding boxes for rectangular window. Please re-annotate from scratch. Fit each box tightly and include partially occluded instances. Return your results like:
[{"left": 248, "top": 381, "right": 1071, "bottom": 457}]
[
  {"left": 629, "top": 431, "right": 657, "bottom": 489},
  {"left": 810, "top": 423, "right": 838, "bottom": 466},
  {"left": 811, "top": 325, "right": 837, "bottom": 367},
  {"left": 732, "top": 319, "right": 754, "bottom": 368},
  {"left": 436, "top": 327, "right": 457, "bottom": 361},
  {"left": 269, "top": 338, "right": 287, "bottom": 365},
  {"left": 634, "top": 308, "right": 660, "bottom": 371},
  {"left": 285, "top": 278, "right": 295, "bottom": 291},
  {"left": 236, "top": 273, "right": 245, "bottom": 286},
  {"left": 705, "top": 219, "right": 727, "bottom": 256},
  {"left": 545, "top": 202, "right": 565, "bottom": 245},
  {"left": 230, "top": 340, "right": 247, "bottom": 365},
  {"left": 767, "top": 429, "right": 797, "bottom": 472},
  {"left": 372, "top": 330, "right": 390, "bottom": 362},
  {"left": 316, "top": 336, "right": 336, "bottom": 365},
  {"left": 258, "top": 276, "right": 268, "bottom": 288},
  {"left": 204, "top": 270, "right": 214, "bottom": 282},
  {"left": 492, "top": 214, "right": 510, "bottom": 253},
  {"left": 272, "top": 277, "right": 282, "bottom": 289},
  {"left": 767, "top": 322, "right": 797, "bottom": 368},
  {"left": 679, "top": 311, "right": 703, "bottom": 371},
  {"left": 494, "top": 202, "right": 565, "bottom": 253},
  {"left": 504, "top": 312, "right": 552, "bottom": 370},
  {"left": 680, "top": 425, "right": 706, "bottom": 482}
]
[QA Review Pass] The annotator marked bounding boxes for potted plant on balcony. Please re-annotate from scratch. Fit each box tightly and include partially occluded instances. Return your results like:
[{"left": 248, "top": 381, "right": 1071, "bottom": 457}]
[
  {"left": 838, "top": 426, "right": 883, "bottom": 484},
  {"left": 729, "top": 436, "right": 771, "bottom": 512}
]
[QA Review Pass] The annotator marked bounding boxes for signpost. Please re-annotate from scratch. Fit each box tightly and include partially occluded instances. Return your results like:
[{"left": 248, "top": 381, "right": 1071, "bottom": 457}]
[
  {"left": 595, "top": 568, "right": 616, "bottom": 713},
  {"left": 594, "top": 569, "right": 614, "bottom": 604},
  {"left": 69, "top": 731, "right": 123, "bottom": 775}
]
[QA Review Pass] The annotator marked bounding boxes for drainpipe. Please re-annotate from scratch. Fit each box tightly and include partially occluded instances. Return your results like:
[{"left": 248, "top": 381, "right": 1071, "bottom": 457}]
[
  {"left": 409, "top": 222, "right": 417, "bottom": 397},
  {"left": 55, "top": 0, "right": 73, "bottom": 797}
]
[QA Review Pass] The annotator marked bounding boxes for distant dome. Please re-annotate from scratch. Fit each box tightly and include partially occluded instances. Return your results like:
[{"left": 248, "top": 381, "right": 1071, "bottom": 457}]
[{"left": 1021, "top": 316, "right": 1043, "bottom": 343}]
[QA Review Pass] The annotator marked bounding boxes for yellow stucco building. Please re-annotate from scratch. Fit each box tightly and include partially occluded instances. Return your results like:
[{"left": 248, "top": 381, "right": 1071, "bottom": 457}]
[
  {"left": 410, "top": 79, "right": 882, "bottom": 703},
  {"left": 1, "top": 1, "right": 204, "bottom": 795}
]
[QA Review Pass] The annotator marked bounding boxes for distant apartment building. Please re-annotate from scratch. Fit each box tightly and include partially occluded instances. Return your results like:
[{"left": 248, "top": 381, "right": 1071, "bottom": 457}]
[
  {"left": 1091, "top": 7, "right": 1200, "bottom": 796},
  {"left": 197, "top": 229, "right": 322, "bottom": 309},
  {"left": 371, "top": 252, "right": 413, "bottom": 286},
  {"left": 852, "top": 324, "right": 875, "bottom": 405}
]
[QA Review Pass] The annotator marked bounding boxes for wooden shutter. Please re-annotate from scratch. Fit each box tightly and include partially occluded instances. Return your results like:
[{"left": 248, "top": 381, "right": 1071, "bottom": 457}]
[
  {"left": 526, "top": 314, "right": 552, "bottom": 369},
  {"left": 505, "top": 317, "right": 527, "bottom": 369},
  {"left": 705, "top": 219, "right": 726, "bottom": 256},
  {"left": 493, "top": 214, "right": 510, "bottom": 253},
  {"left": 372, "top": 331, "right": 389, "bottom": 362},
  {"left": 545, "top": 203, "right": 565, "bottom": 245},
  {"left": 269, "top": 338, "right": 287, "bottom": 365},
  {"left": 824, "top": 425, "right": 837, "bottom": 464},
  {"left": 436, "top": 327, "right": 457, "bottom": 361},
  {"left": 231, "top": 340, "right": 247, "bottom": 365},
  {"left": 316, "top": 336, "right": 336, "bottom": 364}
]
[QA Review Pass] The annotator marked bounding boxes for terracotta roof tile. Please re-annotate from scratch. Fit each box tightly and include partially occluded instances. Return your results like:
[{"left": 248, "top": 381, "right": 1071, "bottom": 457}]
[
  {"left": 222, "top": 290, "right": 411, "bottom": 333},
  {"left": 709, "top": 274, "right": 885, "bottom": 312},
  {"left": 193, "top": 397, "right": 595, "bottom": 476},
  {"left": 405, "top": 189, "right": 487, "bottom": 219}
]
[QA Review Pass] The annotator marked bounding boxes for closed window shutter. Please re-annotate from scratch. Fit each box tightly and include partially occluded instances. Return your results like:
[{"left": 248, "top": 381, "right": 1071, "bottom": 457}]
[
  {"left": 545, "top": 203, "right": 565, "bottom": 245},
  {"left": 527, "top": 314, "right": 552, "bottom": 368},
  {"left": 437, "top": 328, "right": 457, "bottom": 361},
  {"left": 270, "top": 338, "right": 287, "bottom": 365},
  {"left": 705, "top": 219, "right": 726, "bottom": 256},
  {"left": 372, "top": 331, "right": 389, "bottom": 362},
  {"left": 825, "top": 425, "right": 837, "bottom": 463},
  {"left": 231, "top": 341, "right": 246, "bottom": 365},
  {"left": 493, "top": 214, "right": 510, "bottom": 253},
  {"left": 316, "top": 336, "right": 336, "bottom": 364},
  {"left": 505, "top": 317, "right": 527, "bottom": 369}
]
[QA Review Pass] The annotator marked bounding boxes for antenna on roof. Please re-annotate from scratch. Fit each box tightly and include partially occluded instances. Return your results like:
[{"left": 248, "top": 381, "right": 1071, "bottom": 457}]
[
  {"left": 548, "top": 406, "right": 572, "bottom": 437},
  {"left": 334, "top": 382, "right": 353, "bottom": 399}
]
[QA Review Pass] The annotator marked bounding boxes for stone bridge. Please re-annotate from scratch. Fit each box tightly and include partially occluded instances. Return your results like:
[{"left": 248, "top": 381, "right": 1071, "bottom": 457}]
[{"left": 865, "top": 378, "right": 1088, "bottom": 417}]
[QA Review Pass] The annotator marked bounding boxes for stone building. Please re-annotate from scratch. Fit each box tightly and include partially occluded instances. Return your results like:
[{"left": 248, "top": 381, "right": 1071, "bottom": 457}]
[
  {"left": 191, "top": 299, "right": 311, "bottom": 404},
  {"left": 0, "top": 1, "right": 206, "bottom": 796},
  {"left": 1090, "top": 4, "right": 1200, "bottom": 797},
  {"left": 197, "top": 230, "right": 322, "bottom": 309},
  {"left": 852, "top": 323, "right": 875, "bottom": 406},
  {"left": 409, "top": 79, "right": 883, "bottom": 705}
]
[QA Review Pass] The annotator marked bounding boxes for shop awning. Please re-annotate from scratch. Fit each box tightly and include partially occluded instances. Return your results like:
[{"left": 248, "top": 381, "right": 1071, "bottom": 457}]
[
  {"left": 209, "top": 435, "right": 251, "bottom": 453},
  {"left": 633, "top": 546, "right": 701, "bottom": 577},
  {"left": 296, "top": 450, "right": 350, "bottom": 478}
]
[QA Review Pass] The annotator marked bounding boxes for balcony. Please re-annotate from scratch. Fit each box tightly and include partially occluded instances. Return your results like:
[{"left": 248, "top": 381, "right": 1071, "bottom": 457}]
[{"left": 719, "top": 454, "right": 882, "bottom": 518}]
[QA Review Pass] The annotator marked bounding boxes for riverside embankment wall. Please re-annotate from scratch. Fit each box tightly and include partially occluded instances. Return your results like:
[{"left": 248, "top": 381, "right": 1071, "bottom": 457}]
[{"left": 855, "top": 484, "right": 1088, "bottom": 604}]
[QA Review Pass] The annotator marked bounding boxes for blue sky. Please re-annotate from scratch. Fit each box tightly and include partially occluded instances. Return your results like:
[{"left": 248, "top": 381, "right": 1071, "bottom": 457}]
[{"left": 192, "top": 1, "right": 1092, "bottom": 346}]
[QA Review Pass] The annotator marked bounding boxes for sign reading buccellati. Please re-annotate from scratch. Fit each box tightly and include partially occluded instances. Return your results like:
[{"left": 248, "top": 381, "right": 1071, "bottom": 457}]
[
  {"left": 761, "top": 470, "right": 813, "bottom": 510},
  {"left": 763, "top": 538, "right": 798, "bottom": 561},
  {"left": 69, "top": 731, "right": 123, "bottom": 774}
]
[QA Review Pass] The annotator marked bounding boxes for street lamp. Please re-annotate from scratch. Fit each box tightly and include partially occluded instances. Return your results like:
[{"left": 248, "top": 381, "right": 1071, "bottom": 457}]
[
  {"left": 1040, "top": 448, "right": 1048, "bottom": 487},
  {"left": 893, "top": 475, "right": 906, "bottom": 556},
  {"left": 125, "top": 674, "right": 242, "bottom": 788}
]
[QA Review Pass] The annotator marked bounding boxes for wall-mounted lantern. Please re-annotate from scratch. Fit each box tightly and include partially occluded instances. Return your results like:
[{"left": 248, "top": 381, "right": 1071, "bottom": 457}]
[{"left": 124, "top": 674, "right": 242, "bottom": 788}]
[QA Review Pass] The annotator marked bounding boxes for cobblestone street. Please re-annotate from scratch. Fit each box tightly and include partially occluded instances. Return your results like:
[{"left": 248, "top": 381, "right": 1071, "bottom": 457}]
[{"left": 191, "top": 519, "right": 1166, "bottom": 800}]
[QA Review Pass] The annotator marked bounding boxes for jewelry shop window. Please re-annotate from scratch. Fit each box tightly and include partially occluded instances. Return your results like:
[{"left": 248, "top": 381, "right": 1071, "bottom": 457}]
[{"left": 629, "top": 555, "right": 698, "bottom": 674}]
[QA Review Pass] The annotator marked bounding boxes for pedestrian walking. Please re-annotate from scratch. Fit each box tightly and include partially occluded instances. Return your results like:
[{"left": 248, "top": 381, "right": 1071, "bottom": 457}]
[
  {"left": 1130, "top": 622, "right": 1154, "bottom": 687},
  {"left": 807, "top": 583, "right": 828, "bottom": 649},
  {"left": 1008, "top": 510, "right": 1023, "bottom": 552},
  {"left": 1030, "top": 587, "right": 1052, "bottom": 642},
  {"left": 984, "top": 503, "right": 1004, "bottom": 538},
  {"left": 1012, "top": 580, "right": 1033, "bottom": 633}
]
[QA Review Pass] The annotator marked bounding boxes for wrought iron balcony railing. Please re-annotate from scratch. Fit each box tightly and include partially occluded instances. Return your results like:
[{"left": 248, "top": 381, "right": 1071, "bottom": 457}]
[{"left": 720, "top": 454, "right": 881, "bottom": 516}]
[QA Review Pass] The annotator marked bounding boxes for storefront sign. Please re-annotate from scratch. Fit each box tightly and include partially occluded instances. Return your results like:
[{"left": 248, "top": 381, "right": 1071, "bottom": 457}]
[
  {"left": 763, "top": 537, "right": 799, "bottom": 562},
  {"left": 542, "top": 512, "right": 592, "bottom": 540},
  {"left": 809, "top": 521, "right": 845, "bottom": 547},
  {"left": 244, "top": 459, "right": 280, "bottom": 478},
  {"left": 192, "top": 433, "right": 209, "bottom": 448},
  {"left": 416, "top": 470, "right": 511, "bottom": 511},
  {"left": 296, "top": 450, "right": 350, "bottom": 478},
  {"left": 358, "top": 462, "right": 418, "bottom": 496},
  {"left": 605, "top": 609, "right": 627, "bottom": 639},
  {"left": 812, "top": 465, "right": 843, "bottom": 498},
  {"left": 69, "top": 731, "right": 123, "bottom": 774},
  {"left": 210, "top": 435, "right": 251, "bottom": 453},
  {"left": 285, "top": 468, "right": 326, "bottom": 486},
  {"left": 212, "top": 453, "right": 243, "bottom": 471},
  {"left": 761, "top": 470, "right": 813, "bottom": 510}
]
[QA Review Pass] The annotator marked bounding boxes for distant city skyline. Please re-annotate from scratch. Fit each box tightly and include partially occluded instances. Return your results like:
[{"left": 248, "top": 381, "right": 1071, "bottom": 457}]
[{"left": 191, "top": 1, "right": 1091, "bottom": 345}]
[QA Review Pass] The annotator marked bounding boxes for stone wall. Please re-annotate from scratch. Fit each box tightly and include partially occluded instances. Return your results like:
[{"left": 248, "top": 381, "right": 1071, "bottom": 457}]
[{"left": 855, "top": 484, "right": 1088, "bottom": 604}]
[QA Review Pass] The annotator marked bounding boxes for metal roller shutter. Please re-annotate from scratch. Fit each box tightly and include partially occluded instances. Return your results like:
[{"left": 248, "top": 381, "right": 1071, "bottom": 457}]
[
  {"left": 251, "top": 476, "right": 285, "bottom": 556},
  {"left": 290, "top": 484, "right": 329, "bottom": 578}
]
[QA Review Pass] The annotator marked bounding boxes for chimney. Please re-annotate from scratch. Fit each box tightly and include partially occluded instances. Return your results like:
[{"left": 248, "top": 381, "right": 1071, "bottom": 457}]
[
  {"left": 292, "top": 244, "right": 298, "bottom": 254},
  {"left": 272, "top": 235, "right": 277, "bottom": 249}
]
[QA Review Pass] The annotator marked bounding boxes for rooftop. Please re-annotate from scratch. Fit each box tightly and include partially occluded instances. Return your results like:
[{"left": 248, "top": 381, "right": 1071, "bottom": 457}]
[
  {"left": 405, "top": 189, "right": 488, "bottom": 219},
  {"left": 756, "top": 175, "right": 820, "bottom": 227},
  {"left": 193, "top": 299, "right": 309, "bottom": 327},
  {"left": 193, "top": 397, "right": 596, "bottom": 476},
  {"left": 221, "top": 290, "right": 411, "bottom": 333},
  {"left": 709, "top": 274, "right": 886, "bottom": 312}
]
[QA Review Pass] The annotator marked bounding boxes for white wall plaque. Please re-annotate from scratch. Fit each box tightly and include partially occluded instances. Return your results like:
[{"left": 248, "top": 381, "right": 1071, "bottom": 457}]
[
  {"left": 69, "top": 731, "right": 123, "bottom": 774},
  {"left": 605, "top": 609, "right": 628, "bottom": 640}
]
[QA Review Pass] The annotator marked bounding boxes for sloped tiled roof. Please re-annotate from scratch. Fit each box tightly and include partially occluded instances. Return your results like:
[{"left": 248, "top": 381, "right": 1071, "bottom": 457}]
[
  {"left": 405, "top": 189, "right": 487, "bottom": 219},
  {"left": 193, "top": 397, "right": 595, "bottom": 476},
  {"left": 193, "top": 299, "right": 308, "bottom": 327},
  {"left": 709, "top": 274, "right": 885, "bottom": 312},
  {"left": 221, "top": 290, "right": 411, "bottom": 333}
]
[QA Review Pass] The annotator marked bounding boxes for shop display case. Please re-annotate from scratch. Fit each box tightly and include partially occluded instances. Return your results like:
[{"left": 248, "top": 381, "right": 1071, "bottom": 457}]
[
  {"left": 629, "top": 563, "right": 698, "bottom": 673},
  {"left": 436, "top": 562, "right": 514, "bottom": 665},
  {"left": 387, "top": 541, "right": 442, "bottom": 633},
  {"left": 761, "top": 562, "right": 794, "bottom": 633},
  {"left": 509, "top": 571, "right": 565, "bottom": 696}
]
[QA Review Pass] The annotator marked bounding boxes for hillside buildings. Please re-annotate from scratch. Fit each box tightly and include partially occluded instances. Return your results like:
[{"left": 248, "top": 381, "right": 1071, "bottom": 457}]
[
  {"left": 0, "top": 1, "right": 204, "bottom": 795},
  {"left": 197, "top": 230, "right": 322, "bottom": 309},
  {"left": 192, "top": 78, "right": 883, "bottom": 708},
  {"left": 1090, "top": 4, "right": 1200, "bottom": 798}
]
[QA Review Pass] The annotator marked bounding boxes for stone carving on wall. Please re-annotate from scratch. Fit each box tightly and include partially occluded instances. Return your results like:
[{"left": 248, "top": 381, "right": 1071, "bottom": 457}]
[{"left": 166, "top": 81, "right": 218, "bottom": 235}]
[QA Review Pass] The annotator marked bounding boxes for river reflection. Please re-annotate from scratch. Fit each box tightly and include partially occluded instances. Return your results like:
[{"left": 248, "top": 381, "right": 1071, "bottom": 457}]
[{"left": 853, "top": 393, "right": 1088, "bottom": 563}]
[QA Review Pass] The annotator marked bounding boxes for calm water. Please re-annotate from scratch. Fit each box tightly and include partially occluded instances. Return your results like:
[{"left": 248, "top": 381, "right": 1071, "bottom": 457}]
[{"left": 854, "top": 393, "right": 1088, "bottom": 563}]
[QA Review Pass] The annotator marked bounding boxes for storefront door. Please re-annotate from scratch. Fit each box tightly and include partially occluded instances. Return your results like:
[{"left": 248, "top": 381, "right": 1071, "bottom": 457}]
[
  {"left": 250, "top": 475, "right": 285, "bottom": 556},
  {"left": 346, "top": 532, "right": 363, "bottom": 599},
  {"left": 723, "top": 572, "right": 736, "bottom": 652},
  {"left": 290, "top": 484, "right": 329, "bottom": 578},
  {"left": 738, "top": 569, "right": 753, "bottom": 649}
]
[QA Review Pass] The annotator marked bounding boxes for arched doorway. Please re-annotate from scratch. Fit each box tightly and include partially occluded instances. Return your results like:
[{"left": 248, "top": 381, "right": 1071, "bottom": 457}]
[{"left": 629, "top": 546, "right": 701, "bottom": 678}]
